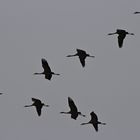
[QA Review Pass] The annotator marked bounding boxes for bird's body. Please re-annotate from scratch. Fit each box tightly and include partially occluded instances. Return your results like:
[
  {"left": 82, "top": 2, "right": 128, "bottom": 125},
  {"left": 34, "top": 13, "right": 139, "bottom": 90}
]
[
  {"left": 67, "top": 49, "right": 94, "bottom": 67},
  {"left": 60, "top": 97, "right": 85, "bottom": 120},
  {"left": 81, "top": 111, "right": 106, "bottom": 132},
  {"left": 24, "top": 98, "right": 49, "bottom": 116},
  {"left": 34, "top": 58, "right": 60, "bottom": 80},
  {"left": 108, "top": 29, "right": 134, "bottom": 48}
]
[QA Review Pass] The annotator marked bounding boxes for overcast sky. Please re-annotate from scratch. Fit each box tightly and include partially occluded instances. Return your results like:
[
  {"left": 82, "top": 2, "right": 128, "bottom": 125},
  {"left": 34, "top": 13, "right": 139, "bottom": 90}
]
[{"left": 0, "top": 0, "right": 140, "bottom": 140}]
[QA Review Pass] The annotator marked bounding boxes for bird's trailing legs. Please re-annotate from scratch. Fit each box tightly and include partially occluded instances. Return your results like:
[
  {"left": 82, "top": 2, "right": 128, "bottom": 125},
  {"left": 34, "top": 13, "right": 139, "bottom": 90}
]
[
  {"left": 51, "top": 72, "right": 60, "bottom": 76},
  {"left": 78, "top": 112, "right": 86, "bottom": 117}
]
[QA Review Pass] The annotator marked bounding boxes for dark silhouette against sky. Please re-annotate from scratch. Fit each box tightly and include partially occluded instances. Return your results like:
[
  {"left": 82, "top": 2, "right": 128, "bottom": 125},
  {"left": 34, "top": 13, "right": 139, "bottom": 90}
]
[
  {"left": 0, "top": 1, "right": 140, "bottom": 140},
  {"left": 108, "top": 29, "right": 134, "bottom": 48},
  {"left": 67, "top": 49, "right": 94, "bottom": 67},
  {"left": 34, "top": 58, "right": 60, "bottom": 80},
  {"left": 60, "top": 97, "right": 85, "bottom": 120},
  {"left": 24, "top": 98, "right": 49, "bottom": 116},
  {"left": 81, "top": 111, "right": 106, "bottom": 132}
]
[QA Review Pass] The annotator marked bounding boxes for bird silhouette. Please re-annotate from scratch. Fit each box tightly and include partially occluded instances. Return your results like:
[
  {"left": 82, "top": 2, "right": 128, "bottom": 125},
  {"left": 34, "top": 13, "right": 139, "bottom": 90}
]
[
  {"left": 60, "top": 97, "right": 86, "bottom": 120},
  {"left": 134, "top": 11, "right": 140, "bottom": 14},
  {"left": 67, "top": 49, "right": 95, "bottom": 67},
  {"left": 24, "top": 98, "right": 49, "bottom": 116},
  {"left": 34, "top": 58, "right": 60, "bottom": 80},
  {"left": 108, "top": 29, "right": 134, "bottom": 48},
  {"left": 0, "top": 93, "right": 3, "bottom": 95},
  {"left": 81, "top": 111, "right": 106, "bottom": 132}
]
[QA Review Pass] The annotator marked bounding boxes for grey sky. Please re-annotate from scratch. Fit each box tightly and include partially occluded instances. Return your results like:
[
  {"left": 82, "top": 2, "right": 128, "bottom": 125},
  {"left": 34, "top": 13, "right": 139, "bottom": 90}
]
[{"left": 0, "top": 0, "right": 140, "bottom": 139}]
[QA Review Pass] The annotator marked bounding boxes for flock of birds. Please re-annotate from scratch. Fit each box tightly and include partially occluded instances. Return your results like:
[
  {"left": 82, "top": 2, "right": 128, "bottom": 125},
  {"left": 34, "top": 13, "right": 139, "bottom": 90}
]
[
  {"left": 0, "top": 11, "right": 139, "bottom": 133},
  {"left": 24, "top": 26, "right": 135, "bottom": 132}
]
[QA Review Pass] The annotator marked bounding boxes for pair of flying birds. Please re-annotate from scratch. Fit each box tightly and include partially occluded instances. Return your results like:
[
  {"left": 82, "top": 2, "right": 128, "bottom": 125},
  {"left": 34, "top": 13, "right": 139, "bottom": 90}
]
[
  {"left": 25, "top": 97, "right": 106, "bottom": 132},
  {"left": 34, "top": 49, "right": 95, "bottom": 80}
]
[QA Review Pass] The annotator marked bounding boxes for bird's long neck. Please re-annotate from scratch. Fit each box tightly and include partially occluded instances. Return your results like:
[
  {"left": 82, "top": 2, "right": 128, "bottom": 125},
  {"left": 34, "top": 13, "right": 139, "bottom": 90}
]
[
  {"left": 81, "top": 122, "right": 90, "bottom": 125},
  {"left": 24, "top": 104, "right": 33, "bottom": 107},
  {"left": 34, "top": 72, "right": 44, "bottom": 75},
  {"left": 108, "top": 32, "right": 117, "bottom": 35},
  {"left": 60, "top": 111, "right": 70, "bottom": 114},
  {"left": 67, "top": 53, "right": 78, "bottom": 57}
]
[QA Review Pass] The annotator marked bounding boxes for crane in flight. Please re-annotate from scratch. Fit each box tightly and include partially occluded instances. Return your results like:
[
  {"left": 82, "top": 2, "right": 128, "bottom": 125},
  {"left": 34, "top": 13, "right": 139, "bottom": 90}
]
[
  {"left": 108, "top": 29, "right": 134, "bottom": 48},
  {"left": 67, "top": 49, "right": 94, "bottom": 67},
  {"left": 60, "top": 97, "right": 86, "bottom": 120},
  {"left": 34, "top": 58, "right": 60, "bottom": 80},
  {"left": 24, "top": 98, "right": 49, "bottom": 116},
  {"left": 81, "top": 111, "right": 106, "bottom": 132}
]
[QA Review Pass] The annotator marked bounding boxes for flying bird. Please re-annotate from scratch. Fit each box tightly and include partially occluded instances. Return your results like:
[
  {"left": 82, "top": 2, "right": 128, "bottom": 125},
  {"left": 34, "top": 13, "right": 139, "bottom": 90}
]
[
  {"left": 67, "top": 49, "right": 95, "bottom": 67},
  {"left": 134, "top": 11, "right": 140, "bottom": 14},
  {"left": 0, "top": 93, "right": 4, "bottom": 95},
  {"left": 34, "top": 58, "right": 60, "bottom": 80},
  {"left": 108, "top": 29, "right": 134, "bottom": 48},
  {"left": 60, "top": 97, "right": 86, "bottom": 120},
  {"left": 24, "top": 98, "right": 49, "bottom": 116},
  {"left": 81, "top": 111, "right": 106, "bottom": 132}
]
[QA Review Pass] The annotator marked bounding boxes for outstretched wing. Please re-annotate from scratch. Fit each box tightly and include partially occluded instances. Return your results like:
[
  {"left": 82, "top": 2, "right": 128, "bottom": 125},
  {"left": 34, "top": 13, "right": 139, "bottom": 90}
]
[
  {"left": 93, "top": 123, "right": 98, "bottom": 132},
  {"left": 41, "top": 58, "right": 51, "bottom": 73},
  {"left": 90, "top": 112, "right": 98, "bottom": 131},
  {"left": 35, "top": 106, "right": 42, "bottom": 116},
  {"left": 68, "top": 97, "right": 78, "bottom": 113},
  {"left": 32, "top": 98, "right": 41, "bottom": 102},
  {"left": 76, "top": 49, "right": 86, "bottom": 54},
  {"left": 90, "top": 111, "right": 98, "bottom": 122},
  {"left": 79, "top": 56, "right": 85, "bottom": 67},
  {"left": 118, "top": 34, "right": 126, "bottom": 48},
  {"left": 76, "top": 49, "right": 86, "bottom": 67}
]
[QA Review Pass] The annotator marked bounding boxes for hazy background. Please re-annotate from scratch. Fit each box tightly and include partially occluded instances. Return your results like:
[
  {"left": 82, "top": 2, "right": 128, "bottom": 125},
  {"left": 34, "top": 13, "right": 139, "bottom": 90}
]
[{"left": 0, "top": 0, "right": 140, "bottom": 139}]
